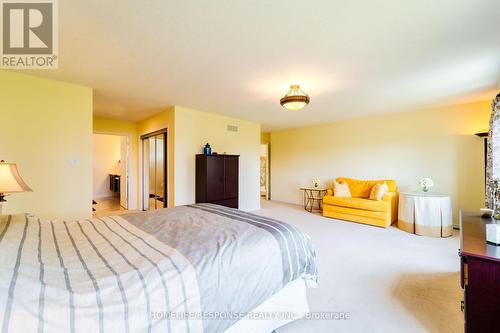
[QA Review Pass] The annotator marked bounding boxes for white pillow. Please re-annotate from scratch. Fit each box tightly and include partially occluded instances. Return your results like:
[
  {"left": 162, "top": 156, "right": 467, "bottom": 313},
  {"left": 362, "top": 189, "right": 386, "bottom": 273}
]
[
  {"left": 369, "top": 182, "right": 389, "bottom": 201},
  {"left": 333, "top": 181, "right": 351, "bottom": 198}
]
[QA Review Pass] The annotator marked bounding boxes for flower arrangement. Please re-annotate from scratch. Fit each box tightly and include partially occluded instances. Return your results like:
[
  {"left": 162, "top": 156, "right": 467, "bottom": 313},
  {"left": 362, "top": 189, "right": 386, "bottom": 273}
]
[
  {"left": 312, "top": 177, "right": 320, "bottom": 188},
  {"left": 419, "top": 178, "right": 434, "bottom": 192}
]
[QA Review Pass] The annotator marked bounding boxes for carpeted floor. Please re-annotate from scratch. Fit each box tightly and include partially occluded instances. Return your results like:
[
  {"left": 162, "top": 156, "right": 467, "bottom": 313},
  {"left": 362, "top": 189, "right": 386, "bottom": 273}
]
[{"left": 253, "top": 200, "right": 463, "bottom": 333}]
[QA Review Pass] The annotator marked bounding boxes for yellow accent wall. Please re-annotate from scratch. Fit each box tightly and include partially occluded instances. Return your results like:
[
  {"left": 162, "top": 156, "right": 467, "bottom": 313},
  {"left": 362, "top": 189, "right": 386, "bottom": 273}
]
[
  {"left": 0, "top": 71, "right": 93, "bottom": 219},
  {"left": 270, "top": 100, "right": 491, "bottom": 225},
  {"left": 93, "top": 117, "right": 139, "bottom": 209},
  {"left": 261, "top": 132, "right": 270, "bottom": 144},
  {"left": 174, "top": 106, "right": 261, "bottom": 210}
]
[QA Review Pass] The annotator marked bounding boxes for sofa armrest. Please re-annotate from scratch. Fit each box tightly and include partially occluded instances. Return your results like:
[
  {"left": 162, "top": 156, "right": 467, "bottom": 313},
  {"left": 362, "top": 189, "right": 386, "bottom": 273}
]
[
  {"left": 383, "top": 192, "right": 399, "bottom": 223},
  {"left": 326, "top": 189, "right": 333, "bottom": 196}
]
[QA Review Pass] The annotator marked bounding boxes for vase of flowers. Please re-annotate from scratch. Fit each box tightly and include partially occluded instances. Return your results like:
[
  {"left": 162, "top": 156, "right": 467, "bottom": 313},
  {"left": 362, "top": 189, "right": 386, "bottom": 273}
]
[
  {"left": 312, "top": 177, "right": 320, "bottom": 188},
  {"left": 419, "top": 178, "right": 434, "bottom": 193}
]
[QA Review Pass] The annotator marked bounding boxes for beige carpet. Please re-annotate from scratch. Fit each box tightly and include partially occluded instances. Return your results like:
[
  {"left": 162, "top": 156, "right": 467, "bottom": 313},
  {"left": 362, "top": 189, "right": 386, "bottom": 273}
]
[{"left": 253, "top": 200, "right": 463, "bottom": 333}]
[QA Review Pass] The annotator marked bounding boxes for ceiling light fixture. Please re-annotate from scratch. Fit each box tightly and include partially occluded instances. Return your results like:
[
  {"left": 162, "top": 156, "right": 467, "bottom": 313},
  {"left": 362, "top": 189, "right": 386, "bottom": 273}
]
[{"left": 280, "top": 85, "right": 310, "bottom": 111}]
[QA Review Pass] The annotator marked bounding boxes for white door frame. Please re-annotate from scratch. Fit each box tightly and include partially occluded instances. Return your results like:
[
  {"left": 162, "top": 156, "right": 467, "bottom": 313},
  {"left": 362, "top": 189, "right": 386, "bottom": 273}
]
[
  {"left": 93, "top": 131, "right": 131, "bottom": 210},
  {"left": 261, "top": 143, "right": 270, "bottom": 200},
  {"left": 119, "top": 136, "right": 129, "bottom": 209}
]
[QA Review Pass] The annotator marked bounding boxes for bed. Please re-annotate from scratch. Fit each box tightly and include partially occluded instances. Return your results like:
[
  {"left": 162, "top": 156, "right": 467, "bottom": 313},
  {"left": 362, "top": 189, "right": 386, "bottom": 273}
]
[{"left": 0, "top": 203, "right": 317, "bottom": 332}]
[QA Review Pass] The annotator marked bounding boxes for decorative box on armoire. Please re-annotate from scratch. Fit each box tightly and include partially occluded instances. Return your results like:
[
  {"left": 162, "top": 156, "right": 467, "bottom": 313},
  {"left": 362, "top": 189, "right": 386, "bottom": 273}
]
[{"left": 196, "top": 154, "right": 239, "bottom": 209}]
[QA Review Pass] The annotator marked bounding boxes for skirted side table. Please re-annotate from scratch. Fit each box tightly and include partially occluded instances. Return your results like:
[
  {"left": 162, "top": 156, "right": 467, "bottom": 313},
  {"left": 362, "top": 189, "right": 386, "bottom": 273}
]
[{"left": 398, "top": 192, "right": 453, "bottom": 237}]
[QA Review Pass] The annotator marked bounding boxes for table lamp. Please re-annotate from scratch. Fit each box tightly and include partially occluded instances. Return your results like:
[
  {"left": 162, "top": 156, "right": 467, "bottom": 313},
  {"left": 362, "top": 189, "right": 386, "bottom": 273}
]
[{"left": 0, "top": 160, "right": 32, "bottom": 214}]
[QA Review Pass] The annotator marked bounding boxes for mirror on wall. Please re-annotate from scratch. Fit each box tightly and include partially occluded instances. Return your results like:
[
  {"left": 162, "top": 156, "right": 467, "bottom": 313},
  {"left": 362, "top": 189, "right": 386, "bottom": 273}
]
[{"left": 142, "top": 130, "right": 167, "bottom": 210}]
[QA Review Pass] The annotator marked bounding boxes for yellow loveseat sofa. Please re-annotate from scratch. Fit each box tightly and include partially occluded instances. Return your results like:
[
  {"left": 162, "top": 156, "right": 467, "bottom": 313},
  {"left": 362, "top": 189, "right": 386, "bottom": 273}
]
[{"left": 322, "top": 177, "right": 399, "bottom": 228}]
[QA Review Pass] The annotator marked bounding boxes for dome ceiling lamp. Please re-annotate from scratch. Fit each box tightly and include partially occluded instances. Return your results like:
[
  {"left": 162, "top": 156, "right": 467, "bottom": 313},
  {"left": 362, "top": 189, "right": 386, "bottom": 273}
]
[{"left": 280, "top": 85, "right": 310, "bottom": 111}]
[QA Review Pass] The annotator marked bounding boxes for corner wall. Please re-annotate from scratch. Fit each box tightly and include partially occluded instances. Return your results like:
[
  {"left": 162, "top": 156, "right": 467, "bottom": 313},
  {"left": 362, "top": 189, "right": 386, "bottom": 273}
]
[
  {"left": 96, "top": 106, "right": 262, "bottom": 212},
  {"left": 0, "top": 71, "right": 93, "bottom": 219},
  {"left": 270, "top": 100, "right": 491, "bottom": 224},
  {"left": 174, "top": 106, "right": 261, "bottom": 211}
]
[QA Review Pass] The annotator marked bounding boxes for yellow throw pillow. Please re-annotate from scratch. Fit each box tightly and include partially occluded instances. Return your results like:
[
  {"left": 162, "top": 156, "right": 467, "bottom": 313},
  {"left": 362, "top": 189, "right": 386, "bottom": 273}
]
[
  {"left": 369, "top": 182, "right": 388, "bottom": 201},
  {"left": 333, "top": 181, "right": 351, "bottom": 197}
]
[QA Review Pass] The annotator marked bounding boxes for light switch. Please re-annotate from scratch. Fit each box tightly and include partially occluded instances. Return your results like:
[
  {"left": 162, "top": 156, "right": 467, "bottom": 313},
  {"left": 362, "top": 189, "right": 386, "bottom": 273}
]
[{"left": 68, "top": 159, "right": 80, "bottom": 167}]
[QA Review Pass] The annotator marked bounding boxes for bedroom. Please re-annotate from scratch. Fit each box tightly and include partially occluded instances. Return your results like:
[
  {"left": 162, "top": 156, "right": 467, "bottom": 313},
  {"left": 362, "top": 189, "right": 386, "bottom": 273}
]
[{"left": 0, "top": 1, "right": 499, "bottom": 332}]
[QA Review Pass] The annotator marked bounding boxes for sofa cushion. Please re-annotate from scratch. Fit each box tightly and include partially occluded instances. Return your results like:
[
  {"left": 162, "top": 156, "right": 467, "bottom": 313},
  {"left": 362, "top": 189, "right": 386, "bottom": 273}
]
[
  {"left": 323, "top": 196, "right": 390, "bottom": 212},
  {"left": 369, "top": 182, "right": 389, "bottom": 201},
  {"left": 323, "top": 209, "right": 392, "bottom": 228},
  {"left": 323, "top": 204, "right": 389, "bottom": 221},
  {"left": 333, "top": 181, "right": 351, "bottom": 197},
  {"left": 336, "top": 177, "right": 397, "bottom": 198}
]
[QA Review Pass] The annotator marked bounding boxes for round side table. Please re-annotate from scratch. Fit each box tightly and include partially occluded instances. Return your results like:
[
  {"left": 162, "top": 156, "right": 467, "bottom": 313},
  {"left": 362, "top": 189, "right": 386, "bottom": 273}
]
[
  {"left": 398, "top": 192, "right": 453, "bottom": 237},
  {"left": 300, "top": 187, "right": 327, "bottom": 213}
]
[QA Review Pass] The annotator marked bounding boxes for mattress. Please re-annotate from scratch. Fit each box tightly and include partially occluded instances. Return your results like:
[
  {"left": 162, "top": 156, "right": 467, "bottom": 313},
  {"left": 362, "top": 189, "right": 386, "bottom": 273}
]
[{"left": 0, "top": 204, "right": 317, "bottom": 332}]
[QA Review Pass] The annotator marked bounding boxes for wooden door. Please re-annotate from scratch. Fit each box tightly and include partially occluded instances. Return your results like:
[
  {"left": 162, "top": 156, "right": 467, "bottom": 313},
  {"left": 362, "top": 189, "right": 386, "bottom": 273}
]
[
  {"left": 206, "top": 156, "right": 225, "bottom": 201},
  {"left": 224, "top": 156, "right": 238, "bottom": 199}
]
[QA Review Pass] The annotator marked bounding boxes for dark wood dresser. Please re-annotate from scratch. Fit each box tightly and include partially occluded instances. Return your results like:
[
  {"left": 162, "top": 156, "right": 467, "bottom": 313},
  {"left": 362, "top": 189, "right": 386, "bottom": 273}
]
[
  {"left": 195, "top": 154, "right": 239, "bottom": 209},
  {"left": 459, "top": 212, "right": 500, "bottom": 333}
]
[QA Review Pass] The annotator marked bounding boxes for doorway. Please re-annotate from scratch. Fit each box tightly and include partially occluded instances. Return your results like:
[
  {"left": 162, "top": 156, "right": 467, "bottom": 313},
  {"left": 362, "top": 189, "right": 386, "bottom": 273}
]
[
  {"left": 92, "top": 133, "right": 130, "bottom": 216},
  {"left": 260, "top": 144, "right": 270, "bottom": 199},
  {"left": 142, "top": 129, "right": 167, "bottom": 210}
]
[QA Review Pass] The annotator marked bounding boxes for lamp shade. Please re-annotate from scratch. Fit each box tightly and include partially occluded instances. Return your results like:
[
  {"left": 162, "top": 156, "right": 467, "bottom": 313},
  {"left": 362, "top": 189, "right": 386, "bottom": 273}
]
[{"left": 0, "top": 161, "right": 32, "bottom": 193}]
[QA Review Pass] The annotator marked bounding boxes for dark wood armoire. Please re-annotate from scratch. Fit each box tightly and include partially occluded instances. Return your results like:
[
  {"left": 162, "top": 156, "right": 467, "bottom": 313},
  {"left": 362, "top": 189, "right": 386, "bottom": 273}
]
[{"left": 195, "top": 154, "right": 239, "bottom": 209}]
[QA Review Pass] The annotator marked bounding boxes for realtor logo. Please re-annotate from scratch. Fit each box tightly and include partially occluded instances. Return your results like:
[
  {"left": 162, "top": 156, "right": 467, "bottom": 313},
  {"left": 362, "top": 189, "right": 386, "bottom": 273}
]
[{"left": 1, "top": 0, "right": 58, "bottom": 69}]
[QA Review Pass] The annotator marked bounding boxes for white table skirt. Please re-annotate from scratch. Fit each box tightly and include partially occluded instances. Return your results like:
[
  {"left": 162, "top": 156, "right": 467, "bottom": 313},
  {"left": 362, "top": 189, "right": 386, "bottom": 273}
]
[{"left": 398, "top": 192, "right": 452, "bottom": 237}]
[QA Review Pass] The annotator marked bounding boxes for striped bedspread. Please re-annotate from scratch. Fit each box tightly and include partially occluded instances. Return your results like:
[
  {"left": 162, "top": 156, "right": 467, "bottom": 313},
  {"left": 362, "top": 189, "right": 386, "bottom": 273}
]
[{"left": 0, "top": 204, "right": 317, "bottom": 333}]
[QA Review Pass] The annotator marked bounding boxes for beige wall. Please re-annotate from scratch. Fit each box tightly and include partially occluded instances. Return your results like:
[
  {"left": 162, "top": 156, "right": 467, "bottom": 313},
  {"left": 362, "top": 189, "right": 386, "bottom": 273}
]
[
  {"left": 98, "top": 106, "right": 260, "bottom": 211},
  {"left": 0, "top": 71, "right": 93, "bottom": 219},
  {"left": 270, "top": 100, "right": 491, "bottom": 224},
  {"left": 93, "top": 117, "right": 139, "bottom": 209},
  {"left": 92, "top": 134, "right": 121, "bottom": 198},
  {"left": 174, "top": 106, "right": 261, "bottom": 211}
]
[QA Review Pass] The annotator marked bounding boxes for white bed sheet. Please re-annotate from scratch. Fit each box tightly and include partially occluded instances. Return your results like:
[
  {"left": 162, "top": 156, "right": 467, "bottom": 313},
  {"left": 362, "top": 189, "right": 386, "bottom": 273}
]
[{"left": 224, "top": 278, "right": 309, "bottom": 333}]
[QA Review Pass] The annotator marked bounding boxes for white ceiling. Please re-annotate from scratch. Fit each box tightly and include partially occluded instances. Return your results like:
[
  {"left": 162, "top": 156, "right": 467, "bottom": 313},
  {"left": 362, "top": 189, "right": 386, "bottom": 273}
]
[{"left": 26, "top": 0, "right": 500, "bottom": 131}]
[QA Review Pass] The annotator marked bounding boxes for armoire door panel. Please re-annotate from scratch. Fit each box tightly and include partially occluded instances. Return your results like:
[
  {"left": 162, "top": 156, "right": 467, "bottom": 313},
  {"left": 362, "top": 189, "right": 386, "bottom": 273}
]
[
  {"left": 206, "top": 156, "right": 225, "bottom": 201},
  {"left": 224, "top": 156, "right": 239, "bottom": 199}
]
